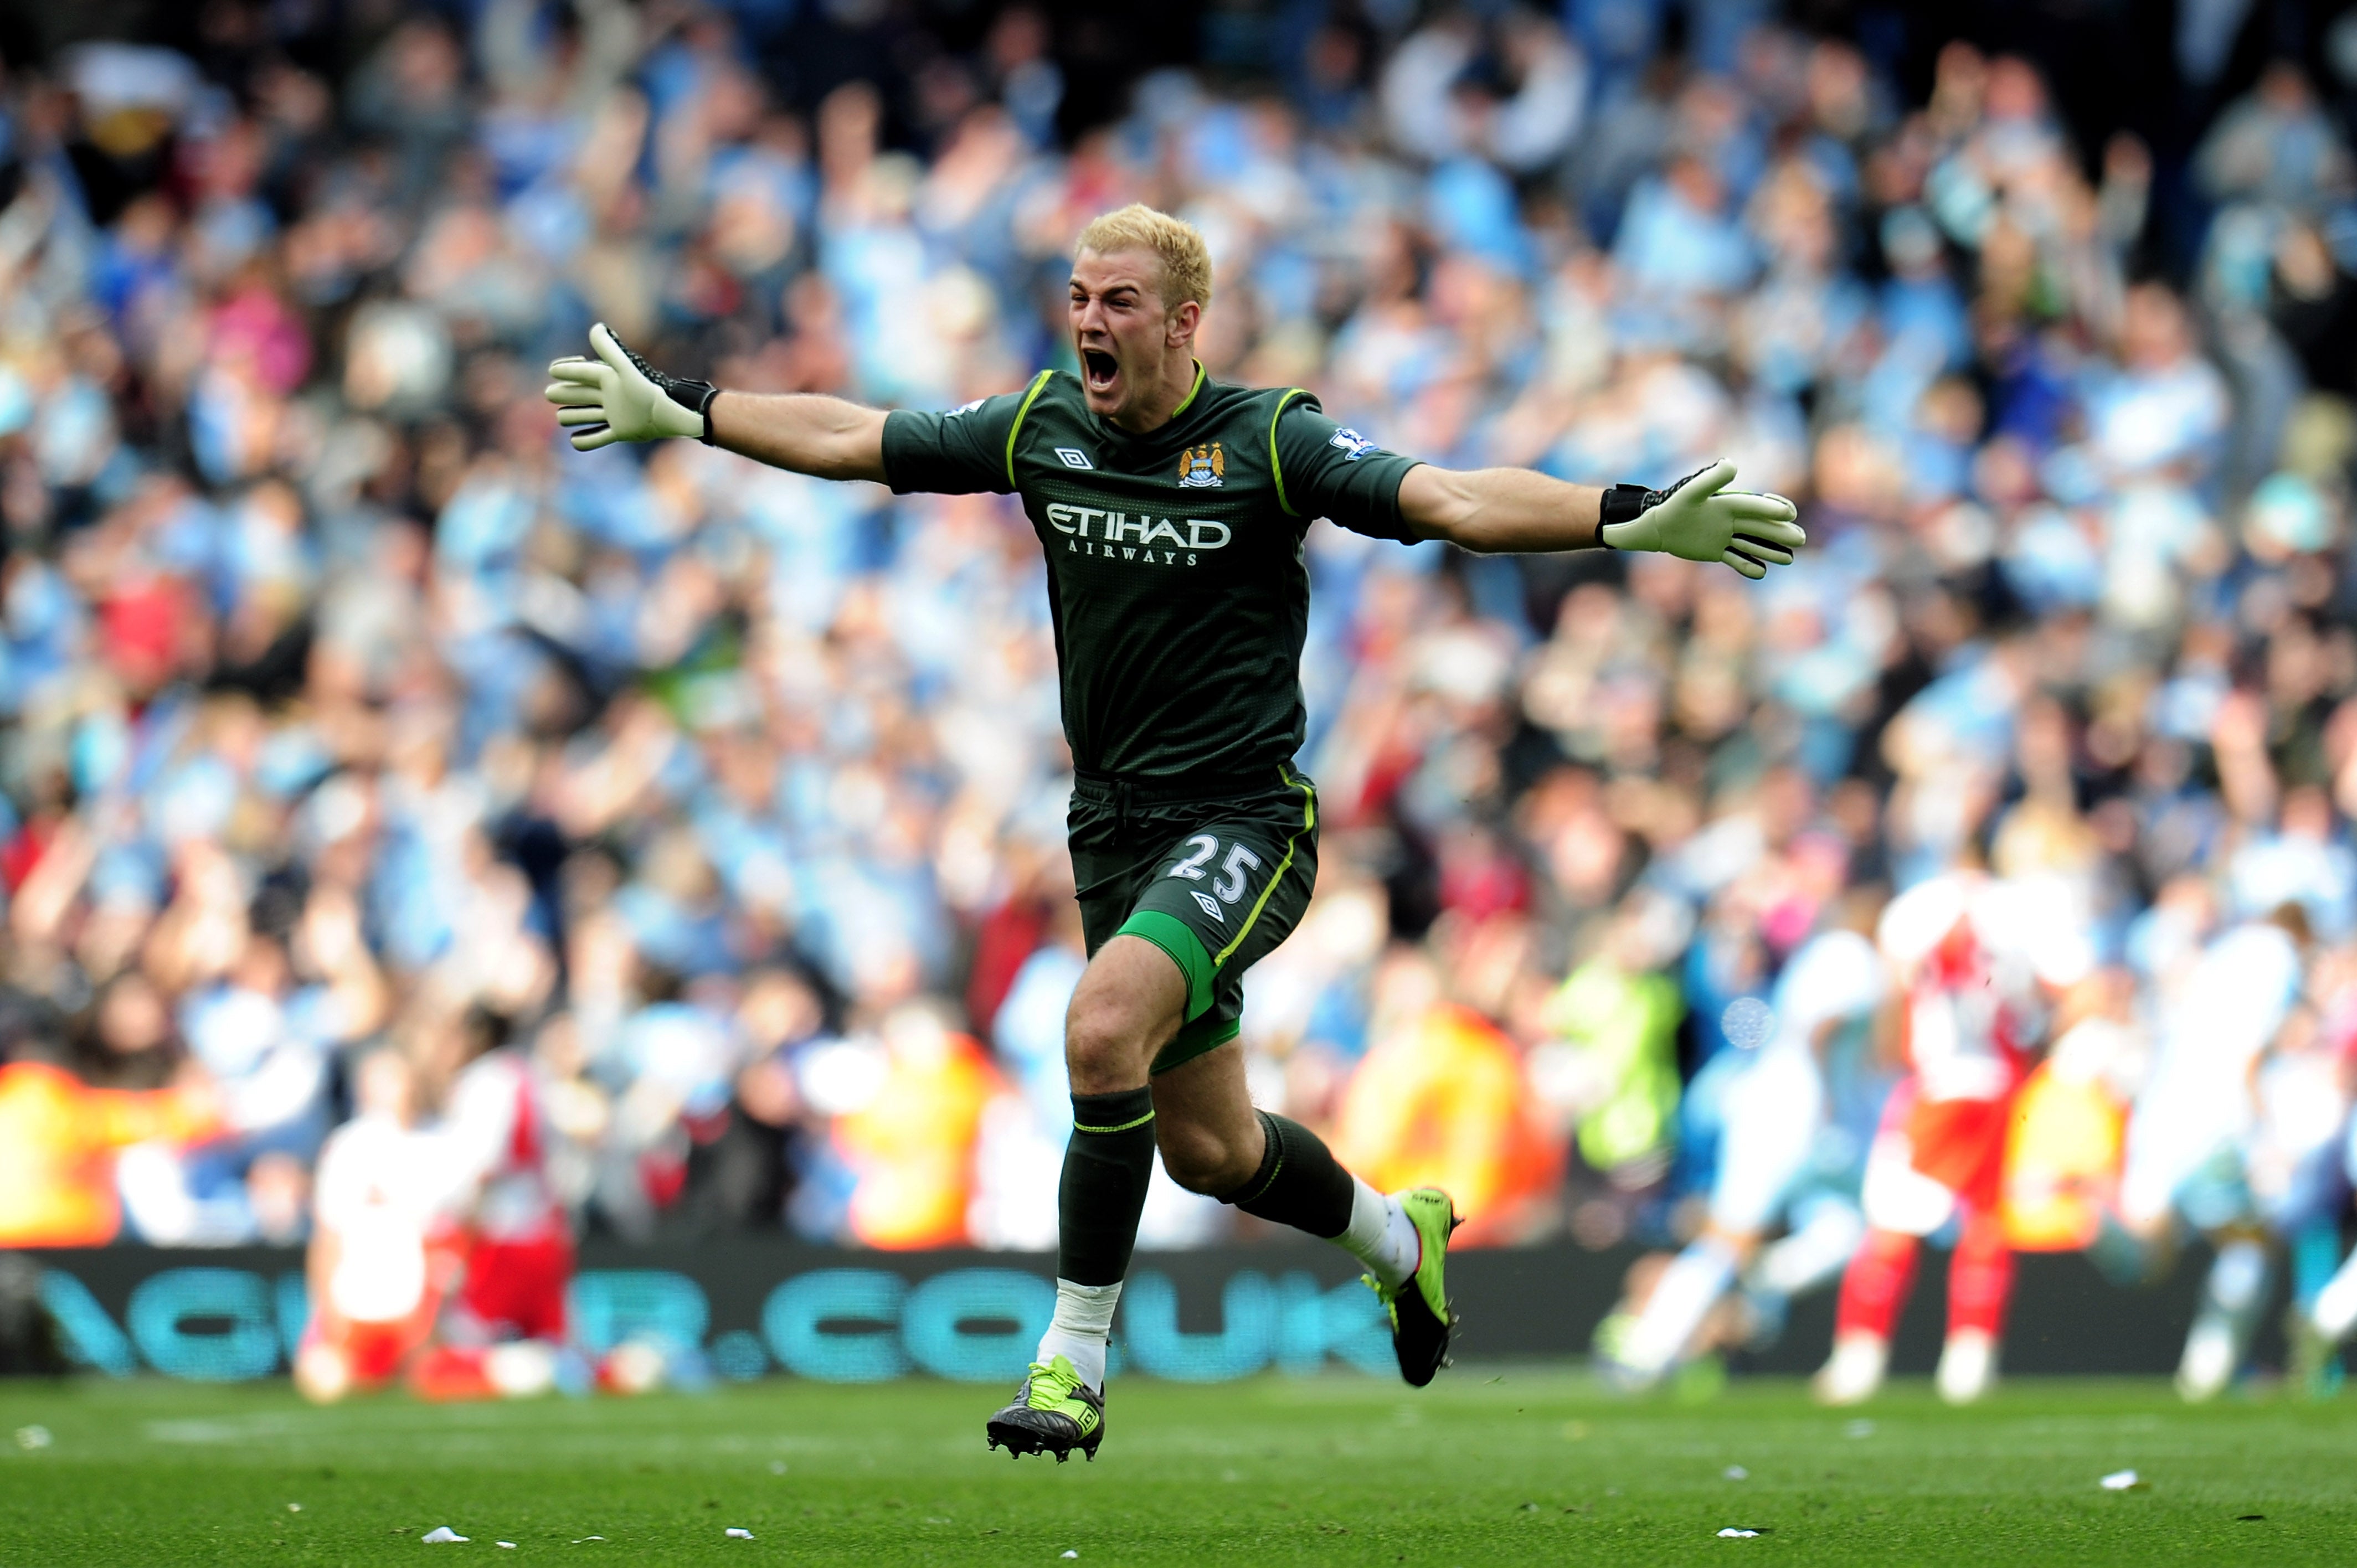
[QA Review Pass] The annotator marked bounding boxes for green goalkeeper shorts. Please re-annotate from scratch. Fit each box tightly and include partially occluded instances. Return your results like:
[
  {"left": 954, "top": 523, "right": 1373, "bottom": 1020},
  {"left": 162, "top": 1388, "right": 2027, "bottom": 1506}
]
[{"left": 1067, "top": 764, "right": 1320, "bottom": 1075}]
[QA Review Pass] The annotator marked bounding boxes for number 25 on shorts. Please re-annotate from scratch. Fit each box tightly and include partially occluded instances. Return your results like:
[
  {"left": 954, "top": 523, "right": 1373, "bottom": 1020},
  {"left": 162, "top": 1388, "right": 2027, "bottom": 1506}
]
[{"left": 1165, "top": 833, "right": 1263, "bottom": 905}]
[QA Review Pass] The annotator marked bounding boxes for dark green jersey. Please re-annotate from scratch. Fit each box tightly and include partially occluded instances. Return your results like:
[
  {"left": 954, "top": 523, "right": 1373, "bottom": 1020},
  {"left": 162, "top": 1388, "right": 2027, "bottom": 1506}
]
[{"left": 880, "top": 364, "right": 1422, "bottom": 783}]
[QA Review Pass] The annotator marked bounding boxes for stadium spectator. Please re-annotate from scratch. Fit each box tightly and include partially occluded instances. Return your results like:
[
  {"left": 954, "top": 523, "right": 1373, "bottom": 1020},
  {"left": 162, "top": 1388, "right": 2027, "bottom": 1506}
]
[
  {"left": 1332, "top": 946, "right": 1560, "bottom": 1244},
  {"left": 0, "top": 997, "right": 218, "bottom": 1247},
  {"left": 830, "top": 1002, "right": 1003, "bottom": 1250},
  {"left": 1529, "top": 891, "right": 1686, "bottom": 1203}
]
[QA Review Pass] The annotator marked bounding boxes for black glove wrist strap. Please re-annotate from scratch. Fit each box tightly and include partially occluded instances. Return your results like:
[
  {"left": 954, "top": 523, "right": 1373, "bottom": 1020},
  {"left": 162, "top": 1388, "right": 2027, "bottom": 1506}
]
[
  {"left": 1600, "top": 464, "right": 1711, "bottom": 544},
  {"left": 1598, "top": 483, "right": 1651, "bottom": 540},
  {"left": 669, "top": 380, "right": 721, "bottom": 446}
]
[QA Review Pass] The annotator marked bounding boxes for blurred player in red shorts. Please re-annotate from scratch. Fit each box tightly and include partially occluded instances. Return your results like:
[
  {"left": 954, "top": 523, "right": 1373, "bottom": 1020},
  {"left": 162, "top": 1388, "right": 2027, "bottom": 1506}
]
[
  {"left": 1814, "top": 870, "right": 2091, "bottom": 1406},
  {"left": 407, "top": 1008, "right": 577, "bottom": 1400}
]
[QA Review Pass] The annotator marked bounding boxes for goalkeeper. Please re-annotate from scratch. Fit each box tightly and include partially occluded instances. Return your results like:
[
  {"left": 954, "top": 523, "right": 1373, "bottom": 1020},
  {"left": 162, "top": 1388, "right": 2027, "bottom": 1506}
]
[{"left": 547, "top": 204, "right": 1802, "bottom": 1462}]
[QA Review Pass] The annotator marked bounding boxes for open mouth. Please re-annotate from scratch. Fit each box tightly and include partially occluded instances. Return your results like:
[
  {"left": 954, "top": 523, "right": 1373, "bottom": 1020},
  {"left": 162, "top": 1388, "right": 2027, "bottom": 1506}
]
[{"left": 1081, "top": 348, "right": 1119, "bottom": 394}]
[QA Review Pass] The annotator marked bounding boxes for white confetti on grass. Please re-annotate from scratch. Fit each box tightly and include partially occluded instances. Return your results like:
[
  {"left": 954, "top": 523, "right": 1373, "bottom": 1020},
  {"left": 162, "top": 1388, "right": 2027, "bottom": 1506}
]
[
  {"left": 726, "top": 1528, "right": 755, "bottom": 1539},
  {"left": 14, "top": 1425, "right": 52, "bottom": 1451},
  {"left": 1062, "top": 1554, "right": 1080, "bottom": 1560},
  {"left": 497, "top": 1544, "right": 517, "bottom": 1551},
  {"left": 1718, "top": 1527, "right": 1761, "bottom": 1538},
  {"left": 286, "top": 1503, "right": 303, "bottom": 1513},
  {"left": 421, "top": 1526, "right": 469, "bottom": 1543},
  {"left": 2100, "top": 1469, "right": 2146, "bottom": 1491},
  {"left": 1723, "top": 1466, "right": 1749, "bottom": 1481}
]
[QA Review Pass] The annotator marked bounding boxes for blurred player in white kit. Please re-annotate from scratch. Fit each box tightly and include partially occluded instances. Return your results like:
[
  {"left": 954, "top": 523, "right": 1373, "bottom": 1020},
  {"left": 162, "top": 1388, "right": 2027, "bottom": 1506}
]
[
  {"left": 297, "top": 1008, "right": 575, "bottom": 1401},
  {"left": 1814, "top": 870, "right": 2091, "bottom": 1406},
  {"left": 1599, "top": 917, "right": 1887, "bottom": 1389},
  {"left": 2118, "top": 908, "right": 2316, "bottom": 1400},
  {"left": 294, "top": 1048, "right": 451, "bottom": 1401}
]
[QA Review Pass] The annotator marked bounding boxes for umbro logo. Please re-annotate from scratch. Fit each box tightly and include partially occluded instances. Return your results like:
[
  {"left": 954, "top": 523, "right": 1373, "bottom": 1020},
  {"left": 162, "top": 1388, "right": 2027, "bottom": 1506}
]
[
  {"left": 1055, "top": 448, "right": 1093, "bottom": 470},
  {"left": 1192, "top": 891, "right": 1226, "bottom": 922}
]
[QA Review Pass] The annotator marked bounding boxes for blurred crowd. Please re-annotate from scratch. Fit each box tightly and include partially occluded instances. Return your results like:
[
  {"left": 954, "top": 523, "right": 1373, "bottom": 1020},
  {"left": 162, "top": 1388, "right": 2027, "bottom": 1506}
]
[{"left": 6, "top": 0, "right": 2357, "bottom": 1395}]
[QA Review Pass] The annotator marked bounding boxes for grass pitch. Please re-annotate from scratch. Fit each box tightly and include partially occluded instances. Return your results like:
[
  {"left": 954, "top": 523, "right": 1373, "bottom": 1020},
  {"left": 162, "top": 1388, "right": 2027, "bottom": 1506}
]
[{"left": 1, "top": 1373, "right": 2349, "bottom": 1565}]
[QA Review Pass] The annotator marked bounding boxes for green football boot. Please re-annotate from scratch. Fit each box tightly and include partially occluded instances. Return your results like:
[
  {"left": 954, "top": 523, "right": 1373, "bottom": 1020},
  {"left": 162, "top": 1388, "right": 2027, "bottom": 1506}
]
[
  {"left": 1365, "top": 1187, "right": 1460, "bottom": 1388},
  {"left": 984, "top": 1355, "right": 1105, "bottom": 1462}
]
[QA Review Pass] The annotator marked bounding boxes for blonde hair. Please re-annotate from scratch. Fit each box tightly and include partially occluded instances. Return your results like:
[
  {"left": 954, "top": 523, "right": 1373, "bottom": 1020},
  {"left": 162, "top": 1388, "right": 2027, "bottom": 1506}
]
[{"left": 1074, "top": 204, "right": 1213, "bottom": 311}]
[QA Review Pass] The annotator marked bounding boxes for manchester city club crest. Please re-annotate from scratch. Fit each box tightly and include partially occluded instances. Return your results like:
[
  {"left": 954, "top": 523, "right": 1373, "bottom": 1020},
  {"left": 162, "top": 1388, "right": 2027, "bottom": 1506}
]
[{"left": 1177, "top": 442, "right": 1224, "bottom": 488}]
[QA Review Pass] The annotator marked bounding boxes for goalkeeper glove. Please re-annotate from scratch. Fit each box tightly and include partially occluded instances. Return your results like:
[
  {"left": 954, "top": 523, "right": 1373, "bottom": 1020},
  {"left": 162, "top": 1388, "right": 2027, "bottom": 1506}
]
[
  {"left": 1598, "top": 460, "right": 1804, "bottom": 580},
  {"left": 544, "top": 323, "right": 721, "bottom": 450}
]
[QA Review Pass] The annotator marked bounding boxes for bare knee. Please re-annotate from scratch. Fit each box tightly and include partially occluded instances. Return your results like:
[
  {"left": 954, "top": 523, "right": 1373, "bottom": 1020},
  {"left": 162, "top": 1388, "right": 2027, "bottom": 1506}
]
[
  {"left": 1157, "top": 1114, "right": 1261, "bottom": 1195},
  {"left": 1063, "top": 936, "right": 1187, "bottom": 1093},
  {"left": 1064, "top": 988, "right": 1148, "bottom": 1091}
]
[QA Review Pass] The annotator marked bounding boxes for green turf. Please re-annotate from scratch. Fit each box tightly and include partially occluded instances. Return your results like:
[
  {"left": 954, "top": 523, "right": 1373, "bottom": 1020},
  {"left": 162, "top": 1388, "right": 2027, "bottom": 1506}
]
[{"left": 0, "top": 1373, "right": 2346, "bottom": 1565}]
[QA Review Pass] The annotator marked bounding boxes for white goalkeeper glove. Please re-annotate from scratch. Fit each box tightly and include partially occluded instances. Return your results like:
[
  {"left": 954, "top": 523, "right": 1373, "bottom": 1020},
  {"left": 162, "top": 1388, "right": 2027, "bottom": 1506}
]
[
  {"left": 544, "top": 323, "right": 720, "bottom": 451},
  {"left": 1598, "top": 460, "right": 1804, "bottom": 579}
]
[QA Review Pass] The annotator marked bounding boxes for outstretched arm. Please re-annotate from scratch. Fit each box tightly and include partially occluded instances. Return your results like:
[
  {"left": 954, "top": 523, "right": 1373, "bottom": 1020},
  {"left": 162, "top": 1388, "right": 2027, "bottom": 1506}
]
[
  {"left": 545, "top": 324, "right": 888, "bottom": 482},
  {"left": 1397, "top": 464, "right": 1608, "bottom": 553},
  {"left": 1397, "top": 459, "right": 1805, "bottom": 580},
  {"left": 708, "top": 391, "right": 888, "bottom": 482}
]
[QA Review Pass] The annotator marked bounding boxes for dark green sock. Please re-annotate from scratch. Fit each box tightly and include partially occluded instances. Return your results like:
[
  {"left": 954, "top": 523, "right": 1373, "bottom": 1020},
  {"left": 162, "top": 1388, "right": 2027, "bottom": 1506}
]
[
  {"left": 1056, "top": 1087, "right": 1157, "bottom": 1286},
  {"left": 1225, "top": 1110, "right": 1354, "bottom": 1239}
]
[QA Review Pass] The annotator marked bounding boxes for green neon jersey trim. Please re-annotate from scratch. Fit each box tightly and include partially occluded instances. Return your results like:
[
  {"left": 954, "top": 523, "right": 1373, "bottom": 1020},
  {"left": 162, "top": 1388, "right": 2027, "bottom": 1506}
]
[
  {"left": 1267, "top": 388, "right": 1310, "bottom": 515},
  {"left": 1005, "top": 369, "right": 1055, "bottom": 489},
  {"left": 1212, "top": 769, "right": 1316, "bottom": 968},
  {"left": 1169, "top": 360, "right": 1207, "bottom": 419}
]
